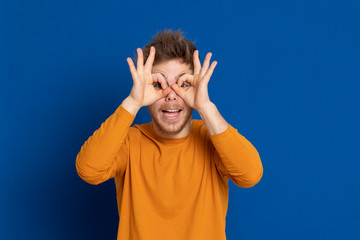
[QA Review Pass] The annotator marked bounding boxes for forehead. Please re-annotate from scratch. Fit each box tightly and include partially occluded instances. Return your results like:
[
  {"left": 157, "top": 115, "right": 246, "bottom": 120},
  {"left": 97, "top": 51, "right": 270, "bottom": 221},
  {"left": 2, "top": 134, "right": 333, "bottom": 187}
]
[{"left": 152, "top": 59, "right": 192, "bottom": 74}]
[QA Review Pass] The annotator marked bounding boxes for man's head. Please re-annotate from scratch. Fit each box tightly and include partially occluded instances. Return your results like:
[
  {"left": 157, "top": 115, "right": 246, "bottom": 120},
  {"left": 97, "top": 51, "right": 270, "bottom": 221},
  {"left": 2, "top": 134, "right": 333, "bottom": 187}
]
[{"left": 143, "top": 30, "right": 196, "bottom": 138}]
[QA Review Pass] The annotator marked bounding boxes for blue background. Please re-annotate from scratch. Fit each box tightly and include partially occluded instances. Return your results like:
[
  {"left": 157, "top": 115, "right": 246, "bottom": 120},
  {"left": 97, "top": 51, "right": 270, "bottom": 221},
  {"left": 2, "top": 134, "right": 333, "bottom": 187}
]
[{"left": 1, "top": 0, "right": 359, "bottom": 239}]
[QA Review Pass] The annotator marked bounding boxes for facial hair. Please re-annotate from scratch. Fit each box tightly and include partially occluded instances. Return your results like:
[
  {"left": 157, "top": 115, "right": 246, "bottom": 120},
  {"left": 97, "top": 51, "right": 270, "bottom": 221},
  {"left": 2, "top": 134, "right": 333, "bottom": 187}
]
[{"left": 148, "top": 104, "right": 193, "bottom": 137}]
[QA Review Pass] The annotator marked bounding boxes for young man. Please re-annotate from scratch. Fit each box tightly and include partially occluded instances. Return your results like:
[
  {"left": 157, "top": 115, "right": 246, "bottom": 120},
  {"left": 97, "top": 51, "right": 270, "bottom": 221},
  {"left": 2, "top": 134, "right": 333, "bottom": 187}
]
[{"left": 76, "top": 30, "right": 263, "bottom": 240}]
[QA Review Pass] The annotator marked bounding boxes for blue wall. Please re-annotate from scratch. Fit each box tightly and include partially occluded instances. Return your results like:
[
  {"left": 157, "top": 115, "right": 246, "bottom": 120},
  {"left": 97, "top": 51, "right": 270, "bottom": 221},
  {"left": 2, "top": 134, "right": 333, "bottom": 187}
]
[{"left": 1, "top": 0, "right": 359, "bottom": 239}]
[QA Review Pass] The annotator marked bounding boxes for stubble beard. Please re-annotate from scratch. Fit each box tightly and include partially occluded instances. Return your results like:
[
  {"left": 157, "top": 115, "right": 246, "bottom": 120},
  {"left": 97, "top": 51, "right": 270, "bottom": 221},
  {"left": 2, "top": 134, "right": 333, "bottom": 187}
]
[{"left": 148, "top": 106, "right": 193, "bottom": 137}]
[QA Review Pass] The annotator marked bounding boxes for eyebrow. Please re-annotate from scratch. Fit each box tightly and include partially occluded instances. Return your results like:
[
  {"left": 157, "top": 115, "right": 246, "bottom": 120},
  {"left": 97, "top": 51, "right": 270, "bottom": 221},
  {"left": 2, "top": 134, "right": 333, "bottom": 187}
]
[
  {"left": 178, "top": 73, "right": 186, "bottom": 78},
  {"left": 157, "top": 72, "right": 187, "bottom": 80},
  {"left": 175, "top": 73, "right": 187, "bottom": 81}
]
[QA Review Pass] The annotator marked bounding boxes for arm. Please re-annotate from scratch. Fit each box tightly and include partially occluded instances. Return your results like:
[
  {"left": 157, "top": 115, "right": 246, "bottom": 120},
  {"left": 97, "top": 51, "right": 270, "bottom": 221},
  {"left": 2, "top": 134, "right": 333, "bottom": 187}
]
[
  {"left": 172, "top": 50, "right": 263, "bottom": 187},
  {"left": 199, "top": 103, "right": 263, "bottom": 188},
  {"left": 76, "top": 47, "right": 170, "bottom": 185},
  {"left": 76, "top": 106, "right": 134, "bottom": 185},
  {"left": 198, "top": 101, "right": 263, "bottom": 188},
  {"left": 210, "top": 125, "right": 263, "bottom": 188}
]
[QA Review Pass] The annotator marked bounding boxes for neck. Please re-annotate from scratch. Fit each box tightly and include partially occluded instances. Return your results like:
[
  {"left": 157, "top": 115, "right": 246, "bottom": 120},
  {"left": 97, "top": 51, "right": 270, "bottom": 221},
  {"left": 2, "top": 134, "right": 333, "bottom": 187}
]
[{"left": 152, "top": 120, "right": 192, "bottom": 139}]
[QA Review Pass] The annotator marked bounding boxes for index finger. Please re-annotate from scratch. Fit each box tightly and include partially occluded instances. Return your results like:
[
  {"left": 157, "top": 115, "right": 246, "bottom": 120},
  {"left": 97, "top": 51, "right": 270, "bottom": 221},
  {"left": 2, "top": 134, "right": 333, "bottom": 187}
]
[
  {"left": 152, "top": 73, "right": 168, "bottom": 89},
  {"left": 177, "top": 73, "right": 194, "bottom": 86}
]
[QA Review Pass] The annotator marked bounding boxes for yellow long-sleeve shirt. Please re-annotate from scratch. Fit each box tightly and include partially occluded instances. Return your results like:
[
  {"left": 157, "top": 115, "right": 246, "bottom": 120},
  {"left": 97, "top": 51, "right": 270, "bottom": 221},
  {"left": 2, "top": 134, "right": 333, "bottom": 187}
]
[{"left": 76, "top": 105, "right": 263, "bottom": 240}]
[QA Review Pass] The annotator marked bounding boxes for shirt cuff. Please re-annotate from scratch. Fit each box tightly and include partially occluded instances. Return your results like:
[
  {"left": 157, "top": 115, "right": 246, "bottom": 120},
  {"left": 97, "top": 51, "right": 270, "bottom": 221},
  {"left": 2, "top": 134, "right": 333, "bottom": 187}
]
[{"left": 115, "top": 105, "right": 136, "bottom": 125}]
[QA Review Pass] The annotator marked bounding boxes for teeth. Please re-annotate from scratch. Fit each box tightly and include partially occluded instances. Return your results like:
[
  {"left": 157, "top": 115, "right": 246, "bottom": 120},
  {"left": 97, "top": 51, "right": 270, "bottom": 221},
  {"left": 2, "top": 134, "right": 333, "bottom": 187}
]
[
  {"left": 163, "top": 109, "right": 181, "bottom": 117},
  {"left": 164, "top": 112, "right": 178, "bottom": 116}
]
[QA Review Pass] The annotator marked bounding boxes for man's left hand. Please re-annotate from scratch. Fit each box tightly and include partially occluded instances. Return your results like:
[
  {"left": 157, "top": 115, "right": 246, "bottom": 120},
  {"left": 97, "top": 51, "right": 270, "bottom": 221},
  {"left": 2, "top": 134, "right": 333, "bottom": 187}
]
[{"left": 171, "top": 50, "right": 217, "bottom": 112}]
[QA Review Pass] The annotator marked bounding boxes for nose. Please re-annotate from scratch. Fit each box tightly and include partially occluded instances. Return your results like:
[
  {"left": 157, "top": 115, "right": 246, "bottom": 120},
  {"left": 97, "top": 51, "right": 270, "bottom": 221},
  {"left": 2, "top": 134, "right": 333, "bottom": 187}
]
[{"left": 165, "top": 88, "right": 178, "bottom": 101}]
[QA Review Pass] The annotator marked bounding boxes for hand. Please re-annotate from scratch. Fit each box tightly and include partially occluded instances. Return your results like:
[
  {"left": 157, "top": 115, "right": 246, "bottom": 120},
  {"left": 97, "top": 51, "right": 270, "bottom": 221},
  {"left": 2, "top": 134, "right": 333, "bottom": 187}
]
[
  {"left": 171, "top": 50, "right": 217, "bottom": 112},
  {"left": 125, "top": 47, "right": 170, "bottom": 109}
]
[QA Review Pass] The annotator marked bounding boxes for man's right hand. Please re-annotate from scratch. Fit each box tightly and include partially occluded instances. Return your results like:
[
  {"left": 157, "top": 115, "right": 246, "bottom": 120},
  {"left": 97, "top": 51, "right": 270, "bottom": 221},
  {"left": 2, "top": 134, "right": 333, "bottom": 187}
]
[{"left": 121, "top": 47, "right": 170, "bottom": 115}]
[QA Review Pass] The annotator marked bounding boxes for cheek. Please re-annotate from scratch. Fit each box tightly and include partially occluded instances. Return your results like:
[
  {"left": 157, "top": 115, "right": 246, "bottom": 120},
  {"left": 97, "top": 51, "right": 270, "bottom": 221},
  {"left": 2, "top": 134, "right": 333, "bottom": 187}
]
[
  {"left": 179, "top": 99, "right": 190, "bottom": 108},
  {"left": 148, "top": 99, "right": 163, "bottom": 112}
]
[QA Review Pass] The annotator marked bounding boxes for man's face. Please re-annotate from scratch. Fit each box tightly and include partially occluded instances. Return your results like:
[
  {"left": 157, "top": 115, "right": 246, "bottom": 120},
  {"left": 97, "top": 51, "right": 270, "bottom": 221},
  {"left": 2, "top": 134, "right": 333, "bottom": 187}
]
[{"left": 148, "top": 59, "right": 193, "bottom": 138}]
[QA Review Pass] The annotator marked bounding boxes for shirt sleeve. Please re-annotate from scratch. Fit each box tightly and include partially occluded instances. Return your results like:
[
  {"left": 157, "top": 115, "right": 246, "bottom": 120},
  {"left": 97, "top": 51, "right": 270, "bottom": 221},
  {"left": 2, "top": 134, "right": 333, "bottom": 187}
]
[
  {"left": 210, "top": 125, "right": 263, "bottom": 188},
  {"left": 75, "top": 105, "right": 135, "bottom": 185}
]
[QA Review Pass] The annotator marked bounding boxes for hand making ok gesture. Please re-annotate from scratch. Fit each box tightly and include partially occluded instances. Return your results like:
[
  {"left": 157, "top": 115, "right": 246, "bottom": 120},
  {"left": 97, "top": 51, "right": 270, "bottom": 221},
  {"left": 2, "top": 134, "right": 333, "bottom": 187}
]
[
  {"left": 125, "top": 47, "right": 171, "bottom": 110},
  {"left": 171, "top": 50, "right": 218, "bottom": 112}
]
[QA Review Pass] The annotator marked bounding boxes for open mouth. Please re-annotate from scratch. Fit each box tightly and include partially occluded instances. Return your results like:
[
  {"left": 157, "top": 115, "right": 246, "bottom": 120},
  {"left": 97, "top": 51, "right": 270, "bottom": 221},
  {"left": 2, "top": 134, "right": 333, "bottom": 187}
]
[{"left": 162, "top": 109, "right": 182, "bottom": 120}]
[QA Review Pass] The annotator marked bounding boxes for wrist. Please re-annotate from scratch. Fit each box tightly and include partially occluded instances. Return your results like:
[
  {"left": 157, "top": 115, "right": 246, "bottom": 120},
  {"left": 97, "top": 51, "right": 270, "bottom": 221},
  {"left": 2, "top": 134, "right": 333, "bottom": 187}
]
[
  {"left": 197, "top": 102, "right": 229, "bottom": 135},
  {"left": 196, "top": 101, "right": 214, "bottom": 115},
  {"left": 121, "top": 97, "right": 141, "bottom": 116}
]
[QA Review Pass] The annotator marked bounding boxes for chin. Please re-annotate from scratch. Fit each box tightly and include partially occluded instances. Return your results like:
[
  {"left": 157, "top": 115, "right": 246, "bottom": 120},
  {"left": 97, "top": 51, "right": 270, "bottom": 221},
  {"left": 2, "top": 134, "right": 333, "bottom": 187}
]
[{"left": 149, "top": 106, "right": 193, "bottom": 137}]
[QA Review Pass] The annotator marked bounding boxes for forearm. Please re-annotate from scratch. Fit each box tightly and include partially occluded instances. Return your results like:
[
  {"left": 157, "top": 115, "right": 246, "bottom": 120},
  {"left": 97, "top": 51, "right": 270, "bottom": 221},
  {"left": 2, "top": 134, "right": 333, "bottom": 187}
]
[
  {"left": 211, "top": 126, "right": 263, "bottom": 188},
  {"left": 76, "top": 105, "right": 134, "bottom": 184},
  {"left": 197, "top": 102, "right": 229, "bottom": 135}
]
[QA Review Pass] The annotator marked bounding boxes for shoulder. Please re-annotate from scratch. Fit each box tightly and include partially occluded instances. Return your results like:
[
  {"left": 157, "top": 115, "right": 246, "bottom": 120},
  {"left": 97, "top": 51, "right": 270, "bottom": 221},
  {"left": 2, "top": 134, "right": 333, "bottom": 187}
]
[
  {"left": 191, "top": 119, "right": 206, "bottom": 130},
  {"left": 190, "top": 119, "right": 212, "bottom": 140},
  {"left": 128, "top": 122, "right": 153, "bottom": 139}
]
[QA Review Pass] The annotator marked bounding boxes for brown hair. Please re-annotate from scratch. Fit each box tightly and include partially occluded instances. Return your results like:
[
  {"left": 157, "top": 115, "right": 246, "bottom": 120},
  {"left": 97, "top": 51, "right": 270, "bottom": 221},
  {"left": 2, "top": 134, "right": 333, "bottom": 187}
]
[{"left": 136, "top": 29, "right": 197, "bottom": 69}]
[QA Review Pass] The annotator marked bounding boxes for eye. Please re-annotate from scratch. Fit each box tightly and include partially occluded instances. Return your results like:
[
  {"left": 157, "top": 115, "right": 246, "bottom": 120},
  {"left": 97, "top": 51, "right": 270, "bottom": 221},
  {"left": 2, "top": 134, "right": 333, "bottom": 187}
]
[
  {"left": 181, "top": 82, "right": 190, "bottom": 89},
  {"left": 153, "top": 82, "right": 161, "bottom": 89}
]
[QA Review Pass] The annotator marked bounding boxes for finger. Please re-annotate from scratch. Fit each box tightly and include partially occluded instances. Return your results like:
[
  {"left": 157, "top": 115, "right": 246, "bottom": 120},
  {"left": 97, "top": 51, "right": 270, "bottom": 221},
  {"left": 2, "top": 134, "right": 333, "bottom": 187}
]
[
  {"left": 200, "top": 52, "right": 212, "bottom": 77},
  {"left": 177, "top": 74, "right": 194, "bottom": 86},
  {"left": 152, "top": 74, "right": 168, "bottom": 90},
  {"left": 144, "top": 46, "right": 155, "bottom": 72},
  {"left": 136, "top": 48, "right": 144, "bottom": 73},
  {"left": 193, "top": 50, "right": 201, "bottom": 74},
  {"left": 177, "top": 77, "right": 184, "bottom": 87},
  {"left": 171, "top": 83, "right": 186, "bottom": 99},
  {"left": 127, "top": 57, "right": 138, "bottom": 82},
  {"left": 158, "top": 87, "right": 172, "bottom": 99},
  {"left": 202, "top": 61, "right": 217, "bottom": 84},
  {"left": 156, "top": 74, "right": 168, "bottom": 89}
]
